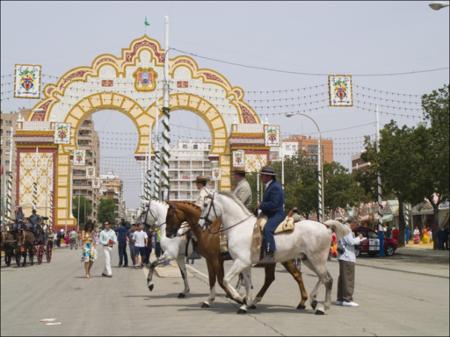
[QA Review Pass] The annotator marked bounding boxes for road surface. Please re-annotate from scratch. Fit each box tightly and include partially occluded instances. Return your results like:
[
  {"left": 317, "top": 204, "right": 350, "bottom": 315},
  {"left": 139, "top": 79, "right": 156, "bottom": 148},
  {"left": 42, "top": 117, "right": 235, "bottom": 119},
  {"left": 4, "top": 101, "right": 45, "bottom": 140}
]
[{"left": 1, "top": 246, "right": 448, "bottom": 336}]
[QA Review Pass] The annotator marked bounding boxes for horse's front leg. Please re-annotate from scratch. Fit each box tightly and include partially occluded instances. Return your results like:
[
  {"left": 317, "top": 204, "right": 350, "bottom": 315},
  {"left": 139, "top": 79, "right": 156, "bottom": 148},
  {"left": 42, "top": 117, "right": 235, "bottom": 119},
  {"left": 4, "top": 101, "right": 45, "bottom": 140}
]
[
  {"left": 223, "top": 259, "right": 250, "bottom": 312},
  {"left": 176, "top": 255, "right": 190, "bottom": 298},
  {"left": 29, "top": 246, "right": 34, "bottom": 266},
  {"left": 201, "top": 260, "right": 216, "bottom": 308},
  {"left": 250, "top": 263, "right": 276, "bottom": 309},
  {"left": 240, "top": 267, "right": 254, "bottom": 312},
  {"left": 147, "top": 258, "right": 164, "bottom": 291}
]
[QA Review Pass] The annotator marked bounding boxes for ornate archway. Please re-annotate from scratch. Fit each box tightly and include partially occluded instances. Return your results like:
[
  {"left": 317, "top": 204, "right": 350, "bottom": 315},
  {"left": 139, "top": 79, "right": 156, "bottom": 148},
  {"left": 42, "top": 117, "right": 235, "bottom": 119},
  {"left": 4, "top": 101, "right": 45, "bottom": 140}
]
[{"left": 16, "top": 35, "right": 265, "bottom": 229}]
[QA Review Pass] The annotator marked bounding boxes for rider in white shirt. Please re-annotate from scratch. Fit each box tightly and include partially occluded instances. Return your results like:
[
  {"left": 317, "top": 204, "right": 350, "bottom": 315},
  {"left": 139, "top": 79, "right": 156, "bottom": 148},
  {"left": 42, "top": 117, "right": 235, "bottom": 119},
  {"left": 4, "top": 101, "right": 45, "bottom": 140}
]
[
  {"left": 194, "top": 176, "right": 211, "bottom": 208},
  {"left": 191, "top": 176, "right": 211, "bottom": 261}
]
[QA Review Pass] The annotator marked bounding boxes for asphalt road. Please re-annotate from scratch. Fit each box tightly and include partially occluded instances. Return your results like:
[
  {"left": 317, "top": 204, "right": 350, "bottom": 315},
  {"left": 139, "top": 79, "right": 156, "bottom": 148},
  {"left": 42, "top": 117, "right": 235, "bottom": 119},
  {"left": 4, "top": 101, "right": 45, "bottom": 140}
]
[{"left": 1, "top": 246, "right": 448, "bottom": 336}]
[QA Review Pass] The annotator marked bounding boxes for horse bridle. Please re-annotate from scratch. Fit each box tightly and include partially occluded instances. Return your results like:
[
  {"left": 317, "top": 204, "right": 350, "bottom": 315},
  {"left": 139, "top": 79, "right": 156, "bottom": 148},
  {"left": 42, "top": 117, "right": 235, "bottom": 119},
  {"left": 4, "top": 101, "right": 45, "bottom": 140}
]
[
  {"left": 142, "top": 200, "right": 166, "bottom": 232},
  {"left": 199, "top": 193, "right": 253, "bottom": 235},
  {"left": 199, "top": 193, "right": 219, "bottom": 229}
]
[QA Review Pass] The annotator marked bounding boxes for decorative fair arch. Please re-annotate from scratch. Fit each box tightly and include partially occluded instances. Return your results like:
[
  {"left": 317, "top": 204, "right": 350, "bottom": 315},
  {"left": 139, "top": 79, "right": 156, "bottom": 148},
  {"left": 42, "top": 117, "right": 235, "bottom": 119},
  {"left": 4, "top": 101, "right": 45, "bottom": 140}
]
[{"left": 21, "top": 35, "right": 261, "bottom": 228}]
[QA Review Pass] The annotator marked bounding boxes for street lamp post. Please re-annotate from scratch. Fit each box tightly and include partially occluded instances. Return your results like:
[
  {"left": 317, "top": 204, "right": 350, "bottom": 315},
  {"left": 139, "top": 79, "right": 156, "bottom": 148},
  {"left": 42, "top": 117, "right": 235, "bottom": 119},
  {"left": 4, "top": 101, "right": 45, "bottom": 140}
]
[{"left": 286, "top": 112, "right": 324, "bottom": 222}]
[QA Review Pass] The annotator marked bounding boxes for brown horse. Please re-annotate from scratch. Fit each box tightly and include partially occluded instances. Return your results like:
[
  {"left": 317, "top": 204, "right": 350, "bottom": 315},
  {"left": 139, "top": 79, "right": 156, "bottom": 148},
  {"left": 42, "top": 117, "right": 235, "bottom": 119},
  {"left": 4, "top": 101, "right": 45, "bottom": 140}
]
[
  {"left": 165, "top": 201, "right": 308, "bottom": 311},
  {"left": 16, "top": 230, "right": 35, "bottom": 267},
  {"left": 1, "top": 226, "right": 17, "bottom": 267}
]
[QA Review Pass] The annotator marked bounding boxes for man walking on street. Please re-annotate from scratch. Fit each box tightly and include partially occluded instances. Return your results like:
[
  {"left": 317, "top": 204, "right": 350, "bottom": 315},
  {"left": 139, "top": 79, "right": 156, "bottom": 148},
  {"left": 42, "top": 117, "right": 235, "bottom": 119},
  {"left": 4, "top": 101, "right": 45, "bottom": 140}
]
[
  {"left": 336, "top": 216, "right": 367, "bottom": 307},
  {"left": 128, "top": 224, "right": 137, "bottom": 267},
  {"left": 69, "top": 228, "right": 78, "bottom": 249},
  {"left": 99, "top": 221, "right": 117, "bottom": 277},
  {"left": 116, "top": 219, "right": 128, "bottom": 267},
  {"left": 132, "top": 223, "right": 148, "bottom": 268}
]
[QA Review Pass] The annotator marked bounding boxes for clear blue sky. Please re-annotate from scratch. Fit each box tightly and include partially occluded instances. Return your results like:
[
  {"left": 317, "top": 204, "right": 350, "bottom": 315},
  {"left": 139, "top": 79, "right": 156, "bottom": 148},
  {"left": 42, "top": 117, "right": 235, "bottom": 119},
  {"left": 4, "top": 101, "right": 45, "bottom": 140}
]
[{"left": 2, "top": 1, "right": 449, "bottom": 208}]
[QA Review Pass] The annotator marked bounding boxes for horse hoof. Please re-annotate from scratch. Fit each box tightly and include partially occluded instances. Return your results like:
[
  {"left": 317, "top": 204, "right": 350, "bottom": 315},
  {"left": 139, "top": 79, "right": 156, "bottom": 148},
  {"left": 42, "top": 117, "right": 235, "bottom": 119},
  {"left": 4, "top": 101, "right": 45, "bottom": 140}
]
[
  {"left": 297, "top": 304, "right": 306, "bottom": 310},
  {"left": 311, "top": 300, "right": 318, "bottom": 310},
  {"left": 201, "top": 302, "right": 210, "bottom": 309},
  {"left": 237, "top": 308, "right": 248, "bottom": 314},
  {"left": 315, "top": 309, "right": 325, "bottom": 315},
  {"left": 148, "top": 284, "right": 154, "bottom": 292},
  {"left": 177, "top": 293, "right": 186, "bottom": 299},
  {"left": 249, "top": 304, "right": 257, "bottom": 310}
]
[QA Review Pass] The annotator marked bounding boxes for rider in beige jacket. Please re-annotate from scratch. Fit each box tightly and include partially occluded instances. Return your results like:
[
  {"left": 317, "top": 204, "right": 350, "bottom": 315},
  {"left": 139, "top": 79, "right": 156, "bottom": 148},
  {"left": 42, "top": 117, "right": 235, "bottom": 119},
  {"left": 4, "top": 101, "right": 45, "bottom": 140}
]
[
  {"left": 194, "top": 176, "right": 211, "bottom": 208},
  {"left": 232, "top": 169, "right": 252, "bottom": 210}
]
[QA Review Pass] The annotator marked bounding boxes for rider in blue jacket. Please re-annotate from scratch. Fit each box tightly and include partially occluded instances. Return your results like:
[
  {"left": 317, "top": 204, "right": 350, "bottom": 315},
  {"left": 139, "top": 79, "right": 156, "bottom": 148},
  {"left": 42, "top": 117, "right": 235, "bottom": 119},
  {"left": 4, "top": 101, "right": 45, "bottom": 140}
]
[{"left": 258, "top": 166, "right": 285, "bottom": 263}]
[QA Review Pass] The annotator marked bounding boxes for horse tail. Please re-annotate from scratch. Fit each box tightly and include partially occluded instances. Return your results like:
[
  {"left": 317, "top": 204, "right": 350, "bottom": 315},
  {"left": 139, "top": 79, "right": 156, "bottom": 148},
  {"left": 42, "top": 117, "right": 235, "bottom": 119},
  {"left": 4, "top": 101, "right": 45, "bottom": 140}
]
[{"left": 324, "top": 220, "right": 350, "bottom": 240}]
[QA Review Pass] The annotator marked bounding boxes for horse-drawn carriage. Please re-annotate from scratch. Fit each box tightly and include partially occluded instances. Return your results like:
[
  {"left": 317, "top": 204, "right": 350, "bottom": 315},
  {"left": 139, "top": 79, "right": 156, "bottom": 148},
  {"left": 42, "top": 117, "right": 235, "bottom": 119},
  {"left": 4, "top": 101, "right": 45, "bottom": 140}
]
[{"left": 1, "top": 217, "right": 53, "bottom": 267}]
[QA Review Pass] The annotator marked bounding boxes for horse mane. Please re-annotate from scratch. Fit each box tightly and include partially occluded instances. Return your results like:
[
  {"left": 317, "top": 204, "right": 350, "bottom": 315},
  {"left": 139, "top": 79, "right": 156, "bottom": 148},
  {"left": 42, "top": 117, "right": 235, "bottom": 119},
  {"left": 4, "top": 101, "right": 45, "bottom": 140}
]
[
  {"left": 149, "top": 199, "right": 168, "bottom": 208},
  {"left": 218, "top": 191, "right": 252, "bottom": 216},
  {"left": 169, "top": 201, "right": 201, "bottom": 213}
]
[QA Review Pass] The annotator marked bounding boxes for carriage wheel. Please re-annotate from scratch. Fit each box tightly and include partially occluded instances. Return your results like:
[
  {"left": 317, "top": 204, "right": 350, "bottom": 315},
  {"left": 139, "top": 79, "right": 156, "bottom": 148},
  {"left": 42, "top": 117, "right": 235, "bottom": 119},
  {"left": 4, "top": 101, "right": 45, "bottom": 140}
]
[{"left": 37, "top": 245, "right": 44, "bottom": 265}]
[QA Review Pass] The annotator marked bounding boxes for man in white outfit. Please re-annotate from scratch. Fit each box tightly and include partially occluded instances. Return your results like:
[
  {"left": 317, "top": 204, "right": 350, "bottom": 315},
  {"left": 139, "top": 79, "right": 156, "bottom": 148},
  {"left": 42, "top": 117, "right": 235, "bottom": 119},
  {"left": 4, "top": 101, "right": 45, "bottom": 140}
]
[
  {"left": 99, "top": 221, "right": 117, "bottom": 277},
  {"left": 336, "top": 216, "right": 367, "bottom": 307}
]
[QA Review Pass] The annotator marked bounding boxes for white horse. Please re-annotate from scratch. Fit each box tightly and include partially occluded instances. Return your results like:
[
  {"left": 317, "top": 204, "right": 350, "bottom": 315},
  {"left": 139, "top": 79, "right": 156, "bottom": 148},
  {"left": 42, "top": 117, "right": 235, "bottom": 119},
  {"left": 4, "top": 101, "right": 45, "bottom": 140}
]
[
  {"left": 142, "top": 199, "right": 191, "bottom": 298},
  {"left": 197, "top": 192, "right": 350, "bottom": 314}
]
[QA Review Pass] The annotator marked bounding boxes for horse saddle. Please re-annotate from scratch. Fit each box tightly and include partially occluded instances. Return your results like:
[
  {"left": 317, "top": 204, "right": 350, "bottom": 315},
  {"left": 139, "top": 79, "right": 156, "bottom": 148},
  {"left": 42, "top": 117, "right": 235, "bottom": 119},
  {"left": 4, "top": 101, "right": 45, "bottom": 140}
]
[{"left": 256, "top": 215, "right": 295, "bottom": 235}]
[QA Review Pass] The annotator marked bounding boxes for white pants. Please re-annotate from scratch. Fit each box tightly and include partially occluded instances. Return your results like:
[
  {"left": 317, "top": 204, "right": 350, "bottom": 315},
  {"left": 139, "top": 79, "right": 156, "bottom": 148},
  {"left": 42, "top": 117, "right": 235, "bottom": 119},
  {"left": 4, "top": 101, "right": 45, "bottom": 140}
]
[{"left": 103, "top": 246, "right": 112, "bottom": 276}]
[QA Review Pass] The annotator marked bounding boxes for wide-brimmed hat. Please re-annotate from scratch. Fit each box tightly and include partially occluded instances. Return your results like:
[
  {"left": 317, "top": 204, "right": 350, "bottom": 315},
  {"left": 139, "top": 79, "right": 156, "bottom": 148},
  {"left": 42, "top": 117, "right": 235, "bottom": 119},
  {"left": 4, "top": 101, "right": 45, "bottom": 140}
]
[
  {"left": 232, "top": 168, "right": 246, "bottom": 176},
  {"left": 193, "top": 176, "right": 209, "bottom": 184},
  {"left": 260, "top": 166, "right": 276, "bottom": 176}
]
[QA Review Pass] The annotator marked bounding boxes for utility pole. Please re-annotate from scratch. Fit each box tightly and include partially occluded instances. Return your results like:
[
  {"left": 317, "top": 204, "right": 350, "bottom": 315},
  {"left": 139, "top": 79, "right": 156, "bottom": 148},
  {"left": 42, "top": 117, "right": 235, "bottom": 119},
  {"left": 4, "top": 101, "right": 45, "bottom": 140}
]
[
  {"left": 5, "top": 126, "right": 14, "bottom": 220},
  {"left": 281, "top": 144, "right": 285, "bottom": 190},
  {"left": 161, "top": 15, "right": 171, "bottom": 201},
  {"left": 376, "top": 104, "right": 385, "bottom": 257},
  {"left": 32, "top": 147, "right": 39, "bottom": 211},
  {"left": 154, "top": 100, "right": 161, "bottom": 199},
  {"left": 286, "top": 112, "right": 324, "bottom": 222}
]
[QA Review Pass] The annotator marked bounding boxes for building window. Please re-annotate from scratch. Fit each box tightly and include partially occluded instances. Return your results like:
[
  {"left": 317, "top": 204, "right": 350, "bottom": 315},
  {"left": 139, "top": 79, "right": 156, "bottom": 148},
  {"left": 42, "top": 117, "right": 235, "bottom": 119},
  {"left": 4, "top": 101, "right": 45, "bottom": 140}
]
[
  {"left": 193, "top": 144, "right": 198, "bottom": 150},
  {"left": 308, "top": 145, "right": 318, "bottom": 154}
]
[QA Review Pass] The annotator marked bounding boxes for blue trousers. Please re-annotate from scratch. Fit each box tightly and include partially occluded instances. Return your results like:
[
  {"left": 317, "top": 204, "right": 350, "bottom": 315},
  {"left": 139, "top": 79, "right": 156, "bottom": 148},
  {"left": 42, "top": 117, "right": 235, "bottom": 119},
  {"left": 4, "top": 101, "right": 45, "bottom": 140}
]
[
  {"left": 263, "top": 212, "right": 285, "bottom": 253},
  {"left": 118, "top": 242, "right": 128, "bottom": 266}
]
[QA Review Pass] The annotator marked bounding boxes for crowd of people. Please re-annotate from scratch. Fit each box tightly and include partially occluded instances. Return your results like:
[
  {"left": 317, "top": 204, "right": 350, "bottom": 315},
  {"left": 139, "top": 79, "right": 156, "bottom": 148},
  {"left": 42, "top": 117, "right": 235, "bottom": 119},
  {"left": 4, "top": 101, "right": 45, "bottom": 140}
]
[{"left": 72, "top": 219, "right": 163, "bottom": 278}]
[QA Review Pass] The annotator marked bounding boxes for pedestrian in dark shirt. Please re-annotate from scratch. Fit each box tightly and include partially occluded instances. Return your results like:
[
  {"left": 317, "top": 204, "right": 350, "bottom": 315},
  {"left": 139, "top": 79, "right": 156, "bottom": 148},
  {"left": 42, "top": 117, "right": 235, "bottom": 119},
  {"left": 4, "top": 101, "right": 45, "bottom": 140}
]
[
  {"left": 127, "top": 224, "right": 137, "bottom": 267},
  {"left": 116, "top": 219, "right": 128, "bottom": 267}
]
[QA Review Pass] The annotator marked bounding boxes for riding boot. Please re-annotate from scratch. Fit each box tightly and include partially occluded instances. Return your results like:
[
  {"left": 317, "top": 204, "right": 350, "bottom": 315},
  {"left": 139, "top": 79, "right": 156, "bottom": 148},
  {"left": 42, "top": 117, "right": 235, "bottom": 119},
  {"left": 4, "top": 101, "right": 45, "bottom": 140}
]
[{"left": 190, "top": 240, "right": 201, "bottom": 260}]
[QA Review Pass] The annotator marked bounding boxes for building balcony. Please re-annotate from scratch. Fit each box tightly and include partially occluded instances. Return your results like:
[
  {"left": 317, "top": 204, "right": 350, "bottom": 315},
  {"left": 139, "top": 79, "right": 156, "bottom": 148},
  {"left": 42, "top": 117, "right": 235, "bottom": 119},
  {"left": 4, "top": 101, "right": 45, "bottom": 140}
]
[{"left": 73, "top": 185, "right": 92, "bottom": 190}]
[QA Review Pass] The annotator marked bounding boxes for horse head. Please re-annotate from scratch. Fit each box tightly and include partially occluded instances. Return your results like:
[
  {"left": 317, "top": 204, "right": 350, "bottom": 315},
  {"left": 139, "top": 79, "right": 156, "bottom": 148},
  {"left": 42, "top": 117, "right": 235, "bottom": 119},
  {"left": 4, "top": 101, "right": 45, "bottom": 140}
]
[
  {"left": 198, "top": 192, "right": 222, "bottom": 229},
  {"left": 165, "top": 201, "right": 202, "bottom": 238}
]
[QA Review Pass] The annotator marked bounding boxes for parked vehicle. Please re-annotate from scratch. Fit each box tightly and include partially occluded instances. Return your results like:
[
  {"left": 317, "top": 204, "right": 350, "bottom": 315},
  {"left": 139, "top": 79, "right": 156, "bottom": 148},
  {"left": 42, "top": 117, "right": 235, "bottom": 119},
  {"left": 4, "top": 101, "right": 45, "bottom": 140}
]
[{"left": 353, "top": 226, "right": 398, "bottom": 257}]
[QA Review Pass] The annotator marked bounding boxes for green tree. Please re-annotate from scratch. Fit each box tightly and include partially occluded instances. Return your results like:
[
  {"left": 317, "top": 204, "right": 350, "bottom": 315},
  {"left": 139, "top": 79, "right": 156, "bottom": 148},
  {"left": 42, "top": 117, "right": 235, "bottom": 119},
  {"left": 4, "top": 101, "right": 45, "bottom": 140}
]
[
  {"left": 377, "top": 122, "right": 425, "bottom": 247},
  {"left": 97, "top": 198, "right": 116, "bottom": 225},
  {"left": 419, "top": 85, "right": 449, "bottom": 248},
  {"left": 353, "top": 136, "right": 379, "bottom": 203},
  {"left": 272, "top": 154, "right": 319, "bottom": 219},
  {"left": 72, "top": 195, "right": 92, "bottom": 229},
  {"left": 323, "top": 161, "right": 365, "bottom": 217}
]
